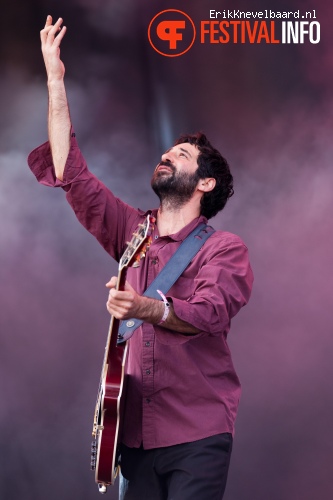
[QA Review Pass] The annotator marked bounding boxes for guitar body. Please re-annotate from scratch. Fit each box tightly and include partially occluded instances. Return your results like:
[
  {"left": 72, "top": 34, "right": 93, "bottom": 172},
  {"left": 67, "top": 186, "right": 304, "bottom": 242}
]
[
  {"left": 91, "top": 215, "right": 154, "bottom": 494},
  {"left": 93, "top": 323, "right": 128, "bottom": 487}
]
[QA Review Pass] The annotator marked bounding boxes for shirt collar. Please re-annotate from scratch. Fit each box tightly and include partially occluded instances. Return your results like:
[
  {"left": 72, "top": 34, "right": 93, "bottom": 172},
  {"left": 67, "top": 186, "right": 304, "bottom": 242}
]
[
  {"left": 168, "top": 215, "right": 208, "bottom": 241},
  {"left": 140, "top": 208, "right": 208, "bottom": 242}
]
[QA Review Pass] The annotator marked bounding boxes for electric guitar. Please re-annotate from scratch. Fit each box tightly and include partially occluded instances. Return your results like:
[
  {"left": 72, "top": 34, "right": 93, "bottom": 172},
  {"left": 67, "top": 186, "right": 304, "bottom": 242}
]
[{"left": 90, "top": 214, "right": 154, "bottom": 494}]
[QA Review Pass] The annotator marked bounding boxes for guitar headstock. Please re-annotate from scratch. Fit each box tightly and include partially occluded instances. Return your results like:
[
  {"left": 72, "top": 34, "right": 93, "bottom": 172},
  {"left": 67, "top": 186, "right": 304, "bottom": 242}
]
[{"left": 119, "top": 215, "right": 155, "bottom": 271}]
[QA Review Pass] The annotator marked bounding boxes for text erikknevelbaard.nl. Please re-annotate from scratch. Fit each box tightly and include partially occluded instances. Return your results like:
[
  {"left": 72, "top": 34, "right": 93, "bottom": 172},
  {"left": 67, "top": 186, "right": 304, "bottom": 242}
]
[
  {"left": 203, "top": 9, "right": 320, "bottom": 44},
  {"left": 209, "top": 9, "right": 317, "bottom": 20}
]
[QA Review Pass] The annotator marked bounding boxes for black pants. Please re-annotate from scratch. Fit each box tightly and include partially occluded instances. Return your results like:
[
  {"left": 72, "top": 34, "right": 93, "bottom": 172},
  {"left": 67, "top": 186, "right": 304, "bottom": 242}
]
[{"left": 120, "top": 433, "right": 233, "bottom": 500}]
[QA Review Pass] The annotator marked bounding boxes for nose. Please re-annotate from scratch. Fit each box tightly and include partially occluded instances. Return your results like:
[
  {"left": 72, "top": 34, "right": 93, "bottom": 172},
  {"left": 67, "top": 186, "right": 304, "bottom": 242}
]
[
  {"left": 161, "top": 152, "right": 170, "bottom": 163},
  {"left": 161, "top": 149, "right": 174, "bottom": 163}
]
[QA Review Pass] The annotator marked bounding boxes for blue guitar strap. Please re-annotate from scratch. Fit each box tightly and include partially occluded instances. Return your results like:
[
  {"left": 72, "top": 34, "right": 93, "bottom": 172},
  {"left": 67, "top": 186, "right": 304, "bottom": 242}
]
[{"left": 117, "top": 222, "right": 215, "bottom": 343}]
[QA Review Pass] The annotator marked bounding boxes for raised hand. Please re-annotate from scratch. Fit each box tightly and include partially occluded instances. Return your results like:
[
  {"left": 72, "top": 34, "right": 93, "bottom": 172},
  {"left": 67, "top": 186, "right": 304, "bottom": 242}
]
[
  {"left": 40, "top": 16, "right": 67, "bottom": 82},
  {"left": 40, "top": 15, "right": 71, "bottom": 179}
]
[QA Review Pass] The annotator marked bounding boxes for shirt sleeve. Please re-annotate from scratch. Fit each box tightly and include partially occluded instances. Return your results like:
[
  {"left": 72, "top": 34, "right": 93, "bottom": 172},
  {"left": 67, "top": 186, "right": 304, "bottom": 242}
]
[
  {"left": 27, "top": 132, "right": 141, "bottom": 261},
  {"left": 162, "top": 235, "right": 253, "bottom": 342}
]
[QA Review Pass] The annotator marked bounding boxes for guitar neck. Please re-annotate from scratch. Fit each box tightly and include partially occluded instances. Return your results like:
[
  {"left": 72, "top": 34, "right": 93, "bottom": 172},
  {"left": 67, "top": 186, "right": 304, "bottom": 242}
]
[
  {"left": 116, "top": 267, "right": 127, "bottom": 294},
  {"left": 100, "top": 267, "right": 128, "bottom": 378}
]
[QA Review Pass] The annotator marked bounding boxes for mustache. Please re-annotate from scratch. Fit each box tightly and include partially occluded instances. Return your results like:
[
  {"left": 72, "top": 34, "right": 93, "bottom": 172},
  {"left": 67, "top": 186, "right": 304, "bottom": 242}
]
[{"left": 158, "top": 160, "right": 176, "bottom": 173}]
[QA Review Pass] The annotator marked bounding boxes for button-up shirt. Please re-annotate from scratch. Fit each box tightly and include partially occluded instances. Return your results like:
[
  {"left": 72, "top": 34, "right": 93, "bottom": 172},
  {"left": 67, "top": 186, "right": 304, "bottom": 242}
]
[{"left": 28, "top": 134, "right": 254, "bottom": 449}]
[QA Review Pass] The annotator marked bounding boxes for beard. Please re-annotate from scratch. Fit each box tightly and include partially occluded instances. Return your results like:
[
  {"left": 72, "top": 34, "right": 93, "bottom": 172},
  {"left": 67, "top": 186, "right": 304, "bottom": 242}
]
[{"left": 151, "top": 163, "right": 200, "bottom": 210}]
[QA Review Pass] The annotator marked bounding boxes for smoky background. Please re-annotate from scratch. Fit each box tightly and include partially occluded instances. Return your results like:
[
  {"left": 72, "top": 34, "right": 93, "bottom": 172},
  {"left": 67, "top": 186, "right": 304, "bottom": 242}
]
[{"left": 0, "top": 0, "right": 332, "bottom": 499}]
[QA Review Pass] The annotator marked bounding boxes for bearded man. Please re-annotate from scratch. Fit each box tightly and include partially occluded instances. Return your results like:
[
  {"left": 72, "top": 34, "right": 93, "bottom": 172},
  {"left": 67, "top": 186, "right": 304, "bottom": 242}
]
[{"left": 28, "top": 16, "right": 253, "bottom": 500}]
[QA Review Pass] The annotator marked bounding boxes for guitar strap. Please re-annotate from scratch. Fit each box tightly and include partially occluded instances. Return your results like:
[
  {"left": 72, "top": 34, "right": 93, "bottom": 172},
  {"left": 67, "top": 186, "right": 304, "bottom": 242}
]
[{"left": 117, "top": 222, "right": 215, "bottom": 343}]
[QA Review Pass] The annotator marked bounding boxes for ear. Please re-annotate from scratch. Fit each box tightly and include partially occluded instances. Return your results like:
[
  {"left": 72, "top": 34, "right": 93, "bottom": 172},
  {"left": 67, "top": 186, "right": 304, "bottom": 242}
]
[{"left": 197, "top": 177, "right": 216, "bottom": 193}]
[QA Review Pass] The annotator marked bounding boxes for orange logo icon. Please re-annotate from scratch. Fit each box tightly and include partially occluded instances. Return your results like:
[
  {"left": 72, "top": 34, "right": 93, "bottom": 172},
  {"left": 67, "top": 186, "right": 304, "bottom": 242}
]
[{"left": 148, "top": 10, "right": 196, "bottom": 57}]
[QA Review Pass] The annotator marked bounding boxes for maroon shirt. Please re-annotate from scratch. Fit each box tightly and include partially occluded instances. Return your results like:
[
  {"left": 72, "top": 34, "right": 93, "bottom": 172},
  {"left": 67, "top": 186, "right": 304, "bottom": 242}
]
[{"left": 28, "top": 134, "right": 254, "bottom": 449}]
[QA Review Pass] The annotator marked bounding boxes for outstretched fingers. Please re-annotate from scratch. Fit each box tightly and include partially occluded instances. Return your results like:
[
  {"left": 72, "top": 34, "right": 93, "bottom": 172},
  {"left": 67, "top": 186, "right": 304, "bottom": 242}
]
[{"left": 40, "top": 16, "right": 66, "bottom": 47}]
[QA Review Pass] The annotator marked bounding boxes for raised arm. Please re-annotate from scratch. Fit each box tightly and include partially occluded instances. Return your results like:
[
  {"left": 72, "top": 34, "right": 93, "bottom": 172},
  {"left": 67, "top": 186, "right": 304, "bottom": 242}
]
[{"left": 40, "top": 15, "right": 70, "bottom": 180}]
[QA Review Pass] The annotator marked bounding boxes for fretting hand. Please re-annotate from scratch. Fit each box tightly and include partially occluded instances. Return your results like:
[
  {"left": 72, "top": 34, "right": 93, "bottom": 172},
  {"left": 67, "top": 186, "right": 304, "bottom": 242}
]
[{"left": 106, "top": 277, "right": 143, "bottom": 320}]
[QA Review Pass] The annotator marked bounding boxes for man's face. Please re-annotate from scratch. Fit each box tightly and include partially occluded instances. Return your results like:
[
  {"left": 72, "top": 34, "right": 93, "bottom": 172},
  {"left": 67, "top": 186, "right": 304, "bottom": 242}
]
[
  {"left": 153, "top": 143, "right": 200, "bottom": 178},
  {"left": 151, "top": 143, "right": 201, "bottom": 207}
]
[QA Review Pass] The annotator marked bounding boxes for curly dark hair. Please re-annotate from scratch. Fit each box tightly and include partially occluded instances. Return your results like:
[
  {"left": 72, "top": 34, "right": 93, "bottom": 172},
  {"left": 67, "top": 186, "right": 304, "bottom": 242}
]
[{"left": 174, "top": 132, "right": 234, "bottom": 219}]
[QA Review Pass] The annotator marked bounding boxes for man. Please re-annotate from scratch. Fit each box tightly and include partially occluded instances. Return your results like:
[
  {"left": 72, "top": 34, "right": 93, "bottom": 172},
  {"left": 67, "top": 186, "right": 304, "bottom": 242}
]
[{"left": 28, "top": 16, "right": 253, "bottom": 500}]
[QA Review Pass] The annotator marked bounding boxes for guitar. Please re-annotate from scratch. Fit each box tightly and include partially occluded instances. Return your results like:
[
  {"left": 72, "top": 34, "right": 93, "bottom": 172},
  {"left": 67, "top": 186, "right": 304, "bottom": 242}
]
[{"left": 90, "top": 214, "right": 154, "bottom": 494}]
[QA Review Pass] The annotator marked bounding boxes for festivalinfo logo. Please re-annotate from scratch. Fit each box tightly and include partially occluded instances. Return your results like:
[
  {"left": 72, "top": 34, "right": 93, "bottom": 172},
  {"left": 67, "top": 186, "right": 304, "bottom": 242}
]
[
  {"left": 147, "top": 8, "right": 320, "bottom": 57},
  {"left": 148, "top": 9, "right": 196, "bottom": 57}
]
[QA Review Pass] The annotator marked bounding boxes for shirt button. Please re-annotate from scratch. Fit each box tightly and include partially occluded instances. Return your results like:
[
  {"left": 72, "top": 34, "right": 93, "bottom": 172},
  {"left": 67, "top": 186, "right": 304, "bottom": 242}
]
[
  {"left": 154, "top": 235, "right": 158, "bottom": 239},
  {"left": 146, "top": 369, "right": 151, "bottom": 375},
  {"left": 145, "top": 341, "right": 151, "bottom": 347},
  {"left": 146, "top": 398, "right": 151, "bottom": 403},
  {"left": 151, "top": 259, "right": 157, "bottom": 265}
]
